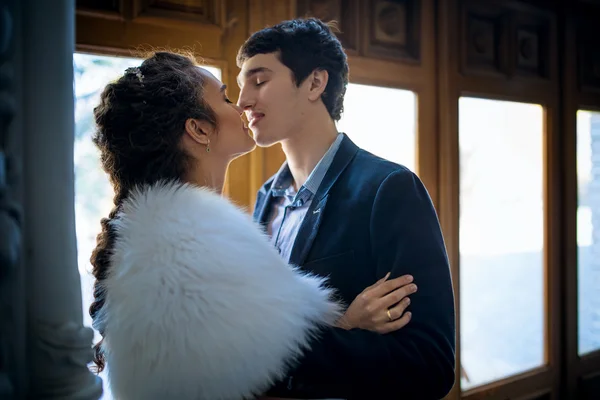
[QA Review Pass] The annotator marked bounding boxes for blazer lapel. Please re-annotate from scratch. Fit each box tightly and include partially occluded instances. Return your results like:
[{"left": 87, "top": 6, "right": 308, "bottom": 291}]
[
  {"left": 253, "top": 190, "right": 270, "bottom": 226},
  {"left": 288, "top": 134, "right": 359, "bottom": 266},
  {"left": 289, "top": 194, "right": 329, "bottom": 266}
]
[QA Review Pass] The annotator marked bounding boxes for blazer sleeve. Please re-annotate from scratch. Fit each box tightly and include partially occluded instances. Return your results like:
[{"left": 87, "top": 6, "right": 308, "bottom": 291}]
[{"left": 285, "top": 168, "right": 456, "bottom": 399}]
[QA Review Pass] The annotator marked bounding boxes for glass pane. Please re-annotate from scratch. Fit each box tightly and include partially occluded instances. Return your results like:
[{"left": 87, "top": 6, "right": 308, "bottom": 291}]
[
  {"left": 577, "top": 110, "right": 600, "bottom": 356},
  {"left": 459, "top": 97, "right": 545, "bottom": 390},
  {"left": 336, "top": 83, "right": 417, "bottom": 172},
  {"left": 73, "top": 52, "right": 221, "bottom": 399}
]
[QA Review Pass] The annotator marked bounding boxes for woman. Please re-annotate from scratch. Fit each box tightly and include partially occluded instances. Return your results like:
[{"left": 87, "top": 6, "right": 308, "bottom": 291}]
[{"left": 90, "top": 51, "right": 414, "bottom": 399}]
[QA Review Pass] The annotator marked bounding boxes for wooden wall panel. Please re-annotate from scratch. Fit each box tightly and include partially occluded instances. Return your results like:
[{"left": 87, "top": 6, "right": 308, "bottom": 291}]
[
  {"left": 298, "top": 0, "right": 421, "bottom": 64},
  {"left": 77, "top": 0, "right": 121, "bottom": 14},
  {"left": 362, "top": 0, "right": 421, "bottom": 63},
  {"left": 458, "top": 0, "right": 557, "bottom": 100},
  {"left": 76, "top": 0, "right": 224, "bottom": 60},
  {"left": 577, "top": 2, "right": 600, "bottom": 103},
  {"left": 579, "top": 371, "right": 600, "bottom": 400}
]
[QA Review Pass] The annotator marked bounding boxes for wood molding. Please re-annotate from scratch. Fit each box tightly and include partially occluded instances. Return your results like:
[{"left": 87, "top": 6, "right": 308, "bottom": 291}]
[
  {"left": 240, "top": 0, "right": 295, "bottom": 210},
  {"left": 459, "top": 0, "right": 557, "bottom": 92},
  {"left": 75, "top": 12, "right": 223, "bottom": 60},
  {"left": 437, "top": 1, "right": 461, "bottom": 398},
  {"left": 562, "top": 3, "right": 580, "bottom": 398},
  {"left": 462, "top": 368, "right": 553, "bottom": 400}
]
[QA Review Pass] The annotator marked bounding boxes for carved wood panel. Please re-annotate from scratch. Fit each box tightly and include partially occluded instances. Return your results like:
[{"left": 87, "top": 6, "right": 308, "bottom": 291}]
[
  {"left": 364, "top": 0, "right": 420, "bottom": 63},
  {"left": 577, "top": 5, "right": 600, "bottom": 93},
  {"left": 460, "top": 0, "right": 553, "bottom": 81},
  {"left": 77, "top": 0, "right": 120, "bottom": 13},
  {"left": 297, "top": 0, "right": 420, "bottom": 63},
  {"left": 514, "top": 10, "right": 550, "bottom": 78},
  {"left": 77, "top": 0, "right": 223, "bottom": 25},
  {"left": 297, "top": 0, "right": 359, "bottom": 53},
  {"left": 134, "top": 0, "right": 223, "bottom": 25},
  {"left": 461, "top": 1, "right": 508, "bottom": 77}
]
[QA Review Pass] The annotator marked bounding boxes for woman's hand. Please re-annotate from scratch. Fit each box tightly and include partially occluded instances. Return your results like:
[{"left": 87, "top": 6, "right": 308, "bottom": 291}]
[{"left": 335, "top": 272, "right": 417, "bottom": 334}]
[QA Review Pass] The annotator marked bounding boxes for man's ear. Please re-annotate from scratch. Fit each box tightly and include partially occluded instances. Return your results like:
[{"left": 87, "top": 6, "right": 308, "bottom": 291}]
[
  {"left": 307, "top": 69, "right": 329, "bottom": 102},
  {"left": 184, "top": 118, "right": 213, "bottom": 145}
]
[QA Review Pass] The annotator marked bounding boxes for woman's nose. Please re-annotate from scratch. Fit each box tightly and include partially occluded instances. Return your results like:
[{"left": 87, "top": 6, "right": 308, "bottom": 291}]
[{"left": 232, "top": 103, "right": 243, "bottom": 114}]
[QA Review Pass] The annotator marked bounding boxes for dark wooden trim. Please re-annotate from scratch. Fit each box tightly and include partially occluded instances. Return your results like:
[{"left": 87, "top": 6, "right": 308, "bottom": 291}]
[
  {"left": 561, "top": 2, "right": 579, "bottom": 398},
  {"left": 462, "top": 368, "right": 552, "bottom": 400},
  {"left": 579, "top": 351, "right": 600, "bottom": 376},
  {"left": 437, "top": 0, "right": 461, "bottom": 398},
  {"left": 415, "top": 0, "right": 439, "bottom": 211}
]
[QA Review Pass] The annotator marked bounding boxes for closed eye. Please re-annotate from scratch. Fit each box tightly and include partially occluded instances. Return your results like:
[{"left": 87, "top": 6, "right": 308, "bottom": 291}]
[{"left": 221, "top": 84, "right": 232, "bottom": 103}]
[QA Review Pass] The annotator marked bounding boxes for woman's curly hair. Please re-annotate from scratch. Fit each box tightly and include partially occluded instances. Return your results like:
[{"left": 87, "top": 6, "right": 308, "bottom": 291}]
[{"left": 89, "top": 51, "right": 217, "bottom": 372}]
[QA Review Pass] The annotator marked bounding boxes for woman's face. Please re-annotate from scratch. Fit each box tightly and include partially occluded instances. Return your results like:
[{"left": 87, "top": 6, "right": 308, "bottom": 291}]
[{"left": 198, "top": 68, "right": 255, "bottom": 159}]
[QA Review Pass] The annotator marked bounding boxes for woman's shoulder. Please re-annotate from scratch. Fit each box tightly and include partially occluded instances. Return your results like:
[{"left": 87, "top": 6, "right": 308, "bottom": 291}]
[
  {"left": 112, "top": 180, "right": 257, "bottom": 253},
  {"left": 99, "top": 179, "right": 341, "bottom": 400},
  {"left": 120, "top": 179, "right": 248, "bottom": 225}
]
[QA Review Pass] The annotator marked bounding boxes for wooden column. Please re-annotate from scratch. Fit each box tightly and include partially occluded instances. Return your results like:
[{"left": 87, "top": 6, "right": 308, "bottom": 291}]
[
  {"left": 0, "top": 0, "right": 25, "bottom": 397},
  {"left": 21, "top": 0, "right": 102, "bottom": 397}
]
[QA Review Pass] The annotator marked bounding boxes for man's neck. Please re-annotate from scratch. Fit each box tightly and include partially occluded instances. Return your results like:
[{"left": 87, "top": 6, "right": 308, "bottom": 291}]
[{"left": 281, "top": 117, "right": 339, "bottom": 190}]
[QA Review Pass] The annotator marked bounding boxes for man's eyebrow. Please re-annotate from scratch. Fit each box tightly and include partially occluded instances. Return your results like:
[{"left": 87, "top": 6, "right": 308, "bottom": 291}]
[
  {"left": 220, "top": 84, "right": 227, "bottom": 92},
  {"left": 237, "top": 67, "right": 272, "bottom": 86}
]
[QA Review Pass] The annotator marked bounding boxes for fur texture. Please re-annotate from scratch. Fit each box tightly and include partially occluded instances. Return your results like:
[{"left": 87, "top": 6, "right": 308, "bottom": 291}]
[{"left": 98, "top": 181, "right": 341, "bottom": 399}]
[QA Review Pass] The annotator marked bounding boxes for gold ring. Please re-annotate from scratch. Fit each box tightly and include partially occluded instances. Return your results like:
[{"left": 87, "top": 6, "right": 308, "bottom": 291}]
[{"left": 387, "top": 309, "right": 393, "bottom": 322}]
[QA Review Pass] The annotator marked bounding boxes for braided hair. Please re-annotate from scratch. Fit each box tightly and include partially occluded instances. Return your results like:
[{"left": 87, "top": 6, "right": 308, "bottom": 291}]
[{"left": 89, "top": 51, "right": 217, "bottom": 372}]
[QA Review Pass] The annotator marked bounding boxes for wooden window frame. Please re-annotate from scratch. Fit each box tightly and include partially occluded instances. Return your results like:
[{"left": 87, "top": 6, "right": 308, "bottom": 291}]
[{"left": 438, "top": 1, "right": 562, "bottom": 399}]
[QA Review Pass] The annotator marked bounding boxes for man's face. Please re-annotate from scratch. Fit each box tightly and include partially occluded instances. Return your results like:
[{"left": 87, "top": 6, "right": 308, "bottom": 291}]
[{"left": 237, "top": 53, "right": 305, "bottom": 147}]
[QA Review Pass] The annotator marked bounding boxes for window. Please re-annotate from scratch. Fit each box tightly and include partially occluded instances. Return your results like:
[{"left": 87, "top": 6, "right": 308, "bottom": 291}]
[
  {"left": 577, "top": 110, "right": 600, "bottom": 356},
  {"left": 73, "top": 52, "right": 221, "bottom": 399},
  {"left": 459, "top": 97, "right": 545, "bottom": 389},
  {"left": 336, "top": 83, "right": 417, "bottom": 172}
]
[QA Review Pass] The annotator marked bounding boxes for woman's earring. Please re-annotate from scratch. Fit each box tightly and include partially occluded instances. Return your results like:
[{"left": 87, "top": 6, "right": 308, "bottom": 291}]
[{"left": 206, "top": 139, "right": 210, "bottom": 153}]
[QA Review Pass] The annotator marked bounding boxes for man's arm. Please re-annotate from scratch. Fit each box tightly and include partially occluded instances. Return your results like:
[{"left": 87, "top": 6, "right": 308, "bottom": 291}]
[{"left": 289, "top": 168, "right": 456, "bottom": 399}]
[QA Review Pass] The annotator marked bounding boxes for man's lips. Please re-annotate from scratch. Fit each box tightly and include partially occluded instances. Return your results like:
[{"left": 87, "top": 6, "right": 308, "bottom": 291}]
[{"left": 249, "top": 113, "right": 265, "bottom": 128}]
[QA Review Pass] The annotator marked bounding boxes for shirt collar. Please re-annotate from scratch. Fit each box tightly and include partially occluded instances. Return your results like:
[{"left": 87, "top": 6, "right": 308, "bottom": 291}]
[{"left": 271, "top": 132, "right": 344, "bottom": 198}]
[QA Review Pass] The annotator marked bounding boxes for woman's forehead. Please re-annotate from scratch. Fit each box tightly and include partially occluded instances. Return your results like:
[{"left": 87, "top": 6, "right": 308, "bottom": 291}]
[{"left": 198, "top": 67, "right": 222, "bottom": 90}]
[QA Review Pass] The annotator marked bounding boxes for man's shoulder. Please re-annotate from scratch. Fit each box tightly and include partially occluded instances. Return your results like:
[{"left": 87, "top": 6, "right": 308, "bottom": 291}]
[{"left": 347, "top": 148, "right": 415, "bottom": 185}]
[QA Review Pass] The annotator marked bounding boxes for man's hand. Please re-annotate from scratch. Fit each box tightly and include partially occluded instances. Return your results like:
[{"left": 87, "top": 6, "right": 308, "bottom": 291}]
[{"left": 336, "top": 273, "right": 417, "bottom": 334}]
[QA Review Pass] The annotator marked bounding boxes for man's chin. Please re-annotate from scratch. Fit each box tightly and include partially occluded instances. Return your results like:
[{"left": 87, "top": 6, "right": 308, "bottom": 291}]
[{"left": 253, "top": 132, "right": 278, "bottom": 148}]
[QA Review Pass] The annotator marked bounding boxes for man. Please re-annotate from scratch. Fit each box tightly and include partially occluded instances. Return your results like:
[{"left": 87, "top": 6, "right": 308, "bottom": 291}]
[{"left": 237, "top": 18, "right": 455, "bottom": 399}]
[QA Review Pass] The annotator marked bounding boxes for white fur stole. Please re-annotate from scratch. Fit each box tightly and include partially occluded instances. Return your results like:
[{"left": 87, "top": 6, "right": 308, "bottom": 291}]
[{"left": 97, "top": 181, "right": 340, "bottom": 399}]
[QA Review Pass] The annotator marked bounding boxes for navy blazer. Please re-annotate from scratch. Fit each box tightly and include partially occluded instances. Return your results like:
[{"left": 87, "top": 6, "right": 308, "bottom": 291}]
[{"left": 254, "top": 134, "right": 456, "bottom": 399}]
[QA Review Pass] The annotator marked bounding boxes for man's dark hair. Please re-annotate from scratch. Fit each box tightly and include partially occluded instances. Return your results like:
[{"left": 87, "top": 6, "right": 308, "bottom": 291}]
[{"left": 237, "top": 18, "right": 349, "bottom": 121}]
